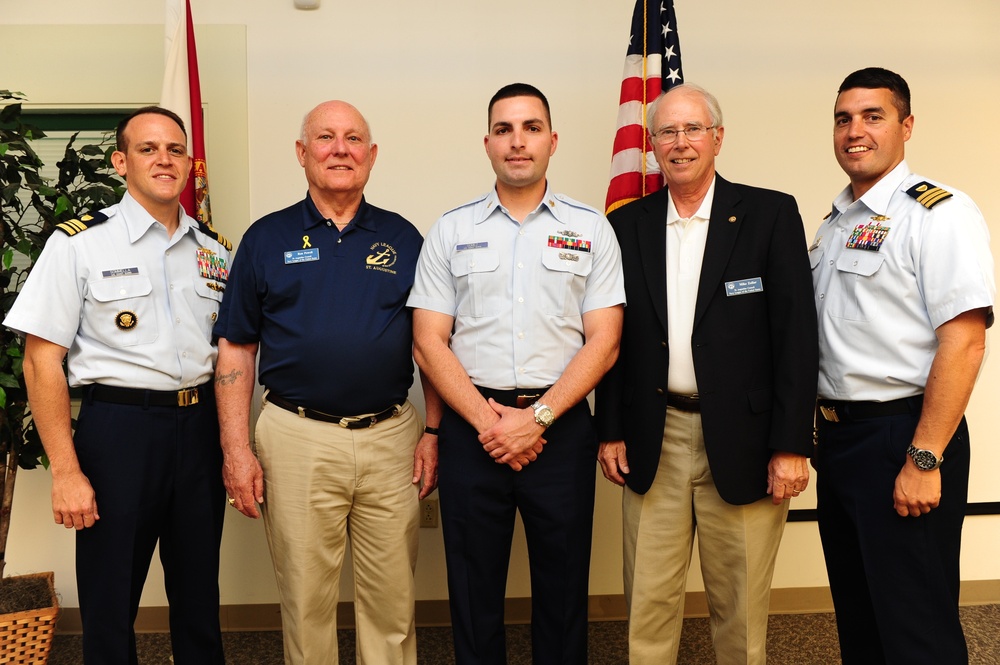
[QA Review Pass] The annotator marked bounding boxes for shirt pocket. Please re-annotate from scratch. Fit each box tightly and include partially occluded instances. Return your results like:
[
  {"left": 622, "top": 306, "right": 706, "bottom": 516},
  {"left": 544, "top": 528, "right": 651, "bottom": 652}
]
[
  {"left": 88, "top": 274, "right": 159, "bottom": 347},
  {"left": 540, "top": 248, "right": 593, "bottom": 316},
  {"left": 193, "top": 279, "right": 225, "bottom": 339},
  {"left": 451, "top": 249, "right": 502, "bottom": 318},
  {"left": 831, "top": 250, "right": 886, "bottom": 322}
]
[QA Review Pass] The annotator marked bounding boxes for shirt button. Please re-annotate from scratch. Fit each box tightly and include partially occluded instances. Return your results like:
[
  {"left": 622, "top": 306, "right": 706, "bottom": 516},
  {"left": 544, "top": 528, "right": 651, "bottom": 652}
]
[
  {"left": 119, "top": 289, "right": 127, "bottom": 295},
  {"left": 326, "top": 221, "right": 332, "bottom": 227},
  {"left": 175, "top": 317, "right": 181, "bottom": 323},
  {"left": 853, "top": 261, "right": 858, "bottom": 266},
  {"left": 518, "top": 332, "right": 525, "bottom": 339},
  {"left": 518, "top": 368, "right": 526, "bottom": 374},
  {"left": 337, "top": 238, "right": 342, "bottom": 244},
  {"left": 829, "top": 260, "right": 834, "bottom": 265},
  {"left": 819, "top": 293, "right": 825, "bottom": 300},
  {"left": 519, "top": 230, "right": 525, "bottom": 236},
  {"left": 517, "top": 297, "right": 524, "bottom": 303},
  {"left": 517, "top": 262, "right": 524, "bottom": 269}
]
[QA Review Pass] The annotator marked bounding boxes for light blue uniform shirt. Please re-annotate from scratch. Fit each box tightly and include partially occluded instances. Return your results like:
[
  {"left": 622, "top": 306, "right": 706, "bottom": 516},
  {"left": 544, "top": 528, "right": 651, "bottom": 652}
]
[
  {"left": 408, "top": 187, "right": 625, "bottom": 390},
  {"left": 4, "top": 192, "right": 230, "bottom": 390},
  {"left": 810, "top": 161, "right": 994, "bottom": 401}
]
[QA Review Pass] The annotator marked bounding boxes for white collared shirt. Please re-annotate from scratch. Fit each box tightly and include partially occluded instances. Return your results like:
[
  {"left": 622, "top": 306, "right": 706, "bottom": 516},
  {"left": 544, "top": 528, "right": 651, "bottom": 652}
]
[
  {"left": 665, "top": 180, "right": 715, "bottom": 394},
  {"left": 811, "top": 161, "right": 994, "bottom": 400},
  {"left": 408, "top": 186, "right": 625, "bottom": 389},
  {"left": 5, "top": 191, "right": 230, "bottom": 389}
]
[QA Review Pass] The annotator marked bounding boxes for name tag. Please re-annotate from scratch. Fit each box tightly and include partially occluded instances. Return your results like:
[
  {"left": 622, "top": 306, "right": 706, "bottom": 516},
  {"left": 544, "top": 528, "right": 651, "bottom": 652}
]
[
  {"left": 725, "top": 277, "right": 763, "bottom": 296},
  {"left": 102, "top": 267, "right": 139, "bottom": 278},
  {"left": 456, "top": 242, "right": 488, "bottom": 251},
  {"left": 284, "top": 248, "right": 320, "bottom": 264}
]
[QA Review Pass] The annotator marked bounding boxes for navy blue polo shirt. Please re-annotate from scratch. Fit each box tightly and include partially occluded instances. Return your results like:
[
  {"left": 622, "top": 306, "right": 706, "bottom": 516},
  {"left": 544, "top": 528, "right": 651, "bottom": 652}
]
[{"left": 214, "top": 194, "right": 423, "bottom": 414}]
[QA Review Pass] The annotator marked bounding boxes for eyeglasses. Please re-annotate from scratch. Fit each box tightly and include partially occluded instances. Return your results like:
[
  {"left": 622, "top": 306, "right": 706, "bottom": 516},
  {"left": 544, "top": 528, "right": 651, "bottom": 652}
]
[{"left": 650, "top": 125, "right": 716, "bottom": 145}]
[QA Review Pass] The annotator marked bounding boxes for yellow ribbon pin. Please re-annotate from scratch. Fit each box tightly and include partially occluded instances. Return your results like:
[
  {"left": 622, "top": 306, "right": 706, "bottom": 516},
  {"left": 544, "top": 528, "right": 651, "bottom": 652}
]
[{"left": 302, "top": 236, "right": 312, "bottom": 249}]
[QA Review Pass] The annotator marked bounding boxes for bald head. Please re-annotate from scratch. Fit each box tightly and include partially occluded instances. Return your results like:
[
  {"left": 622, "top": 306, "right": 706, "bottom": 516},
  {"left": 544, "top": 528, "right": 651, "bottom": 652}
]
[{"left": 300, "top": 100, "right": 373, "bottom": 145}]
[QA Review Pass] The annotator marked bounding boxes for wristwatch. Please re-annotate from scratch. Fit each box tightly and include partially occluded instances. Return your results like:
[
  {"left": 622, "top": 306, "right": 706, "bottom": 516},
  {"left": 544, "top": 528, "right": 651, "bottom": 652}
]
[
  {"left": 907, "top": 444, "right": 943, "bottom": 471},
  {"left": 531, "top": 402, "right": 555, "bottom": 428}
]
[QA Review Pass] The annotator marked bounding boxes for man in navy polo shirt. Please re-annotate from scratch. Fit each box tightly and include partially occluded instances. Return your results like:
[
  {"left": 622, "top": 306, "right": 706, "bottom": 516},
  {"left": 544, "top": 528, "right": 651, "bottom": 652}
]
[{"left": 213, "top": 100, "right": 439, "bottom": 665}]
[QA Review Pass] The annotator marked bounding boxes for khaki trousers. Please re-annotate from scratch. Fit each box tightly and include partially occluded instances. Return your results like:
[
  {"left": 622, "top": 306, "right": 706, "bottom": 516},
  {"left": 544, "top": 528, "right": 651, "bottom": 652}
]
[
  {"left": 623, "top": 408, "right": 788, "bottom": 665},
  {"left": 255, "top": 399, "right": 421, "bottom": 665}
]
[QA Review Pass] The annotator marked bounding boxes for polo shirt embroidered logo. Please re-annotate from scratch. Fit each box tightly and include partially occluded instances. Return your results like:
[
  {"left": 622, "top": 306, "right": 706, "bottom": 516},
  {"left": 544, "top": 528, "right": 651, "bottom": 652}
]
[
  {"left": 366, "top": 242, "right": 398, "bottom": 274},
  {"left": 115, "top": 310, "right": 138, "bottom": 331}
]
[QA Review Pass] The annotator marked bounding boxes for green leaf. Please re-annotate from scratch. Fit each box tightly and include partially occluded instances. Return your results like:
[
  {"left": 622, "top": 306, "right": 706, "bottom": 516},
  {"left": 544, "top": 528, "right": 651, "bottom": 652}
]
[
  {"left": 54, "top": 195, "right": 71, "bottom": 217},
  {"left": 0, "top": 386, "right": 6, "bottom": 409},
  {"left": 2, "top": 249, "right": 11, "bottom": 270},
  {"left": 0, "top": 373, "right": 19, "bottom": 389}
]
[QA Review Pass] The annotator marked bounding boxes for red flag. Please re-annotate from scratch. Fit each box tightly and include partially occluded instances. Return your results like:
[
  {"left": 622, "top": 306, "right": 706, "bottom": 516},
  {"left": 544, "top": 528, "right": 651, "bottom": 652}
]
[
  {"left": 605, "top": 0, "right": 685, "bottom": 215},
  {"left": 161, "top": 0, "right": 211, "bottom": 225}
]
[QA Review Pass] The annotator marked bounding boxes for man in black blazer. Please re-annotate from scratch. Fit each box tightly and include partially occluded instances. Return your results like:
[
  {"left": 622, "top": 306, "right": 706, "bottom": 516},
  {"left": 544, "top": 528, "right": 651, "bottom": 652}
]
[{"left": 595, "top": 84, "right": 818, "bottom": 665}]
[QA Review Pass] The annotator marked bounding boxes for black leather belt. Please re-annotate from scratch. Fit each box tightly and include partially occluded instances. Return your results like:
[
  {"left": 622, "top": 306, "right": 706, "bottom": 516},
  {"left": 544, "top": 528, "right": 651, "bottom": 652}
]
[
  {"left": 817, "top": 395, "right": 923, "bottom": 423},
  {"left": 88, "top": 383, "right": 210, "bottom": 408},
  {"left": 666, "top": 392, "right": 700, "bottom": 412},
  {"left": 475, "top": 386, "right": 552, "bottom": 409},
  {"left": 266, "top": 393, "right": 402, "bottom": 429}
]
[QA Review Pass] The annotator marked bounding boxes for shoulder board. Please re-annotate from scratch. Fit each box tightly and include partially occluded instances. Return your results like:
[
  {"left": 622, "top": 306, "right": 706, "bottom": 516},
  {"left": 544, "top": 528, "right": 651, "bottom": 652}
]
[
  {"left": 906, "top": 181, "right": 953, "bottom": 209},
  {"left": 197, "top": 221, "right": 233, "bottom": 251},
  {"left": 551, "top": 193, "right": 600, "bottom": 215},
  {"left": 441, "top": 192, "right": 491, "bottom": 217},
  {"left": 55, "top": 211, "right": 110, "bottom": 237}
]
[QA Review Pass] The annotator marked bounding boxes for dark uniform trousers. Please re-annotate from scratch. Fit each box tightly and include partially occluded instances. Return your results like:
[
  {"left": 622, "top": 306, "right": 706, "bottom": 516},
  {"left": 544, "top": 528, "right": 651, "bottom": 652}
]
[
  {"left": 438, "top": 389, "right": 598, "bottom": 665},
  {"left": 74, "top": 386, "right": 226, "bottom": 665},
  {"left": 815, "top": 397, "right": 969, "bottom": 665}
]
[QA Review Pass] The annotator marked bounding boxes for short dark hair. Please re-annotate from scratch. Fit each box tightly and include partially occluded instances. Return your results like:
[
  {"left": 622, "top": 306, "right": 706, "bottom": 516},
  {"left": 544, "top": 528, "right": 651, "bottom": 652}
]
[
  {"left": 115, "top": 106, "right": 187, "bottom": 152},
  {"left": 837, "top": 67, "right": 911, "bottom": 121},
  {"left": 487, "top": 83, "right": 552, "bottom": 129}
]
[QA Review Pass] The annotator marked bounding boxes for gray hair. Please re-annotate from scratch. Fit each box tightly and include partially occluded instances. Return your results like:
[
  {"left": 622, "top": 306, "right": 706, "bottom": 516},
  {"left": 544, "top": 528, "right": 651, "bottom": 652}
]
[{"left": 646, "top": 83, "right": 724, "bottom": 134}]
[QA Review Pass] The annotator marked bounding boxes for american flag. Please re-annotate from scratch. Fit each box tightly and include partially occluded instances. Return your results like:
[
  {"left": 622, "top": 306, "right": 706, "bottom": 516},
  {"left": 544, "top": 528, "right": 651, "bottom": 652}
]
[
  {"left": 605, "top": 0, "right": 684, "bottom": 215},
  {"left": 161, "top": 0, "right": 212, "bottom": 226}
]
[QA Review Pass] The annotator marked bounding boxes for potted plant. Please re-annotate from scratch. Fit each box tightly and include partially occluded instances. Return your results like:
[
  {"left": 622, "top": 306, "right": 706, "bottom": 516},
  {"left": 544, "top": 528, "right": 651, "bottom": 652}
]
[{"left": 0, "top": 89, "right": 123, "bottom": 661}]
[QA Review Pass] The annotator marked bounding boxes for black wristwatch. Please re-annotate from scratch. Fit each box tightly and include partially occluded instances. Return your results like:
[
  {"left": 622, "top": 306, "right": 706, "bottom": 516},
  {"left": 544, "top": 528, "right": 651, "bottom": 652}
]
[{"left": 907, "top": 444, "right": 943, "bottom": 471}]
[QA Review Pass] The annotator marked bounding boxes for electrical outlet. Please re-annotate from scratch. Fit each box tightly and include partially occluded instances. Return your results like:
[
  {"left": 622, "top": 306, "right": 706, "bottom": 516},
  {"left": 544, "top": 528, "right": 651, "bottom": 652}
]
[{"left": 419, "top": 498, "right": 439, "bottom": 528}]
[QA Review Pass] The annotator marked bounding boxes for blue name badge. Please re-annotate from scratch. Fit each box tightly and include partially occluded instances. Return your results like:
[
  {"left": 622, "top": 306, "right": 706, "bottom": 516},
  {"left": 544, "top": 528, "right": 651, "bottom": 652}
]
[
  {"left": 456, "top": 242, "right": 488, "bottom": 252},
  {"left": 284, "top": 248, "right": 320, "bottom": 264},
  {"left": 725, "top": 277, "right": 764, "bottom": 296}
]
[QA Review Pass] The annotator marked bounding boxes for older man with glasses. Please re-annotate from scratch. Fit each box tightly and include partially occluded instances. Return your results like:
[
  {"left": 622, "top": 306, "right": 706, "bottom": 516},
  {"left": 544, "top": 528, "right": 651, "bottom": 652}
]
[{"left": 595, "top": 83, "right": 818, "bottom": 665}]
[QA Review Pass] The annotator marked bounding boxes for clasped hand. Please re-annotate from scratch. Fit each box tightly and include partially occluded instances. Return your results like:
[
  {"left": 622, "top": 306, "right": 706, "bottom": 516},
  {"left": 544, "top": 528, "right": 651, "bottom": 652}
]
[{"left": 478, "top": 398, "right": 546, "bottom": 471}]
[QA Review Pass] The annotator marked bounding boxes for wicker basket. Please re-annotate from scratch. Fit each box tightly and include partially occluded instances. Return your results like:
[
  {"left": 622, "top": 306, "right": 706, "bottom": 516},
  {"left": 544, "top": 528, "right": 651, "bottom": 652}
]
[{"left": 0, "top": 571, "right": 59, "bottom": 665}]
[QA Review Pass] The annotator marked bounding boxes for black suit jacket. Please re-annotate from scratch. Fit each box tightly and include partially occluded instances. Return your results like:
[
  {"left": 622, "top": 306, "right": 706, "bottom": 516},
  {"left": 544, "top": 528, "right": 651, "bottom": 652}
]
[{"left": 595, "top": 175, "right": 818, "bottom": 505}]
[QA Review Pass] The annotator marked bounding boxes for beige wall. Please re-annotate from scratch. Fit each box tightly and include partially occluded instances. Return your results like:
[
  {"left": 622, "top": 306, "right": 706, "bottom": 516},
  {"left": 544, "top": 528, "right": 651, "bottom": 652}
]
[{"left": 2, "top": 0, "right": 999, "bottom": 610}]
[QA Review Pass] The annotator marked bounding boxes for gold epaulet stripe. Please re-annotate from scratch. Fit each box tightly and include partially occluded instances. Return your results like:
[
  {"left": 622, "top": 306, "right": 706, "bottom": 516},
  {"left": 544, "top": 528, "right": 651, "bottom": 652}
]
[
  {"left": 198, "top": 221, "right": 233, "bottom": 251},
  {"left": 906, "top": 182, "right": 953, "bottom": 209},
  {"left": 55, "top": 212, "right": 109, "bottom": 236}
]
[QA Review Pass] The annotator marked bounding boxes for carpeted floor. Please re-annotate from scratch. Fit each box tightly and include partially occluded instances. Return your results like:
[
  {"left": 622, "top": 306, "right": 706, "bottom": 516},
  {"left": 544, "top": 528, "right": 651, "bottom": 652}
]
[{"left": 48, "top": 605, "right": 1000, "bottom": 664}]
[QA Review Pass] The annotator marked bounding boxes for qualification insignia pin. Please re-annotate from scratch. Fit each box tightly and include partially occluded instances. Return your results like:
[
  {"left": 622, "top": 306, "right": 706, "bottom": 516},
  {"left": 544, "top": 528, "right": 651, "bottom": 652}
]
[{"left": 115, "top": 310, "right": 138, "bottom": 331}]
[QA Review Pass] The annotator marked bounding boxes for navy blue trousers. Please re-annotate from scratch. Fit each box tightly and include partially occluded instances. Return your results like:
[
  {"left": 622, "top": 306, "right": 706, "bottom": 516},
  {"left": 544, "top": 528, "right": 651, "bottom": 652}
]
[
  {"left": 438, "top": 392, "right": 597, "bottom": 665},
  {"left": 816, "top": 403, "right": 969, "bottom": 665},
  {"left": 74, "top": 389, "right": 225, "bottom": 665}
]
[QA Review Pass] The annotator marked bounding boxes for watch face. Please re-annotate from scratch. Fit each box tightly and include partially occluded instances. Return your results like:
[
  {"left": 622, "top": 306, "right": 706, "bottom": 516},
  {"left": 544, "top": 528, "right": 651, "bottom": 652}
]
[
  {"left": 909, "top": 446, "right": 940, "bottom": 471},
  {"left": 533, "top": 403, "right": 555, "bottom": 427}
]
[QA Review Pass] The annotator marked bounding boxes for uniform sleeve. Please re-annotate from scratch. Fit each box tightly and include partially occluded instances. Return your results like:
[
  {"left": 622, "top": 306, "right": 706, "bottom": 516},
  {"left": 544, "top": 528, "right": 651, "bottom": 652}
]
[
  {"left": 406, "top": 217, "right": 457, "bottom": 315},
  {"left": 915, "top": 195, "right": 996, "bottom": 330},
  {"left": 581, "top": 213, "right": 626, "bottom": 314},
  {"left": 3, "top": 232, "right": 84, "bottom": 348}
]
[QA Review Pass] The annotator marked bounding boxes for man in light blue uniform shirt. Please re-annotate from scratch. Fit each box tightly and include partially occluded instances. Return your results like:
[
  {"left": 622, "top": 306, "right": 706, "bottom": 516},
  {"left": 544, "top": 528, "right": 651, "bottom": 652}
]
[
  {"left": 811, "top": 67, "right": 994, "bottom": 665},
  {"left": 5, "top": 107, "right": 231, "bottom": 664},
  {"left": 409, "top": 83, "right": 625, "bottom": 664}
]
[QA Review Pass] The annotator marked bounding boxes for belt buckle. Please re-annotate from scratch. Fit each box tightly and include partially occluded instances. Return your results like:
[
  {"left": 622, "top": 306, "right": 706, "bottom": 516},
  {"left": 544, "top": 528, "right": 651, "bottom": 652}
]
[
  {"left": 177, "top": 388, "right": 199, "bottom": 407},
  {"left": 819, "top": 405, "right": 839, "bottom": 423},
  {"left": 338, "top": 415, "right": 361, "bottom": 428}
]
